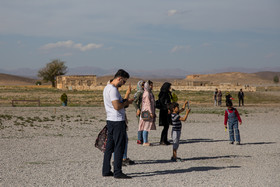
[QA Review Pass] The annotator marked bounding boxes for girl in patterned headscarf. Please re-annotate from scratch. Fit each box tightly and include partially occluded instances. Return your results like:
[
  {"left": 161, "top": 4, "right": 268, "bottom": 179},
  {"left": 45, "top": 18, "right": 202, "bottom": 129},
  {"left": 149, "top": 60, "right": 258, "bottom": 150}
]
[
  {"left": 138, "top": 80, "right": 156, "bottom": 146},
  {"left": 133, "top": 80, "right": 145, "bottom": 144}
]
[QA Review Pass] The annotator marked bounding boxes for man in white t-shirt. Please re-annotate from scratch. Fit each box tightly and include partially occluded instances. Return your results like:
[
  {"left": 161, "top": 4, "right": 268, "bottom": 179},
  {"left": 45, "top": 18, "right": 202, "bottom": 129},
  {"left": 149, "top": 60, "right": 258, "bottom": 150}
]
[{"left": 102, "top": 69, "right": 133, "bottom": 179}]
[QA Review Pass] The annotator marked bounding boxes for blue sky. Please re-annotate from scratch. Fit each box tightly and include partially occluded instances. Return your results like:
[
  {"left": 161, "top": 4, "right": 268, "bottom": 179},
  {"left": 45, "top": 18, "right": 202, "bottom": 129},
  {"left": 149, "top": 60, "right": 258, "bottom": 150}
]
[{"left": 0, "top": 0, "right": 279, "bottom": 73}]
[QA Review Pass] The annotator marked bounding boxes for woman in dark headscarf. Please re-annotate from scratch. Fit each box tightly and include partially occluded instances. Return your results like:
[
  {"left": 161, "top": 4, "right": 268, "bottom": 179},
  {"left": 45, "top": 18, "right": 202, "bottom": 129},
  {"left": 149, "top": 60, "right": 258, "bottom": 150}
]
[{"left": 158, "top": 82, "right": 172, "bottom": 145}]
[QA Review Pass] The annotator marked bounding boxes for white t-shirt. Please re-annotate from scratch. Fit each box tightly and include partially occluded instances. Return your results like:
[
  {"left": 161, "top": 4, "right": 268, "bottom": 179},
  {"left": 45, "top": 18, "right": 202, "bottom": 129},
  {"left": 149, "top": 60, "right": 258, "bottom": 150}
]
[{"left": 103, "top": 84, "right": 126, "bottom": 121}]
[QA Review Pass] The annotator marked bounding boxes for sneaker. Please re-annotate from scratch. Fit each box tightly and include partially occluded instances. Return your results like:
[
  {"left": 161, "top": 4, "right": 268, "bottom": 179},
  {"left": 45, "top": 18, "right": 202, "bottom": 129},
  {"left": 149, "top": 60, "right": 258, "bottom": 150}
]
[
  {"left": 229, "top": 141, "right": 234, "bottom": 144},
  {"left": 123, "top": 158, "right": 135, "bottom": 165},
  {"left": 137, "top": 140, "right": 143, "bottom": 144},
  {"left": 143, "top": 143, "right": 150, "bottom": 146},
  {"left": 103, "top": 171, "right": 114, "bottom": 177},
  {"left": 114, "top": 173, "right": 132, "bottom": 179},
  {"left": 236, "top": 142, "right": 241, "bottom": 145},
  {"left": 171, "top": 157, "right": 177, "bottom": 162}
]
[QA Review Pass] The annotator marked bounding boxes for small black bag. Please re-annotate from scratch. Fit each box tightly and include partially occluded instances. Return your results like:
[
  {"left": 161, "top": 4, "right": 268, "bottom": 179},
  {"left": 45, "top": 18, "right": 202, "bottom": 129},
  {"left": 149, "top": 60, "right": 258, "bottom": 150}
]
[
  {"left": 95, "top": 125, "right": 108, "bottom": 152},
  {"left": 155, "top": 100, "right": 161, "bottom": 109}
]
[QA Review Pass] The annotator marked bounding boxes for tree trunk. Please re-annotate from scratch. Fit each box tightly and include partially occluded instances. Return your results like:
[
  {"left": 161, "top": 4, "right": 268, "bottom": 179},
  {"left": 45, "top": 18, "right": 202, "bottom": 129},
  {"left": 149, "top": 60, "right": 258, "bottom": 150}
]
[{"left": 51, "top": 81, "right": 56, "bottom": 87}]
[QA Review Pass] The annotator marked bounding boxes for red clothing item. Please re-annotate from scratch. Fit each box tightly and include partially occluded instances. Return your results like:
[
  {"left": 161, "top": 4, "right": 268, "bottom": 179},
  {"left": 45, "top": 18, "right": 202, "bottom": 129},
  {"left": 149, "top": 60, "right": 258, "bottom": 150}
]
[{"left": 224, "top": 108, "right": 242, "bottom": 125}]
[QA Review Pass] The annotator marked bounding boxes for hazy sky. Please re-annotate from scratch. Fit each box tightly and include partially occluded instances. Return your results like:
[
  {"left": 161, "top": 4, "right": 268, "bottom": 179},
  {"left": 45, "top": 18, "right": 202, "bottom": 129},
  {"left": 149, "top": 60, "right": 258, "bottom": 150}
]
[{"left": 0, "top": 0, "right": 279, "bottom": 72}]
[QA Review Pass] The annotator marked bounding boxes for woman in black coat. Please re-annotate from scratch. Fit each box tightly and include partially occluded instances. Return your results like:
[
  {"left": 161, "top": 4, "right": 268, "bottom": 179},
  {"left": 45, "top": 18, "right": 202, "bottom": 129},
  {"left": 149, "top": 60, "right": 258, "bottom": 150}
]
[{"left": 158, "top": 82, "right": 172, "bottom": 145}]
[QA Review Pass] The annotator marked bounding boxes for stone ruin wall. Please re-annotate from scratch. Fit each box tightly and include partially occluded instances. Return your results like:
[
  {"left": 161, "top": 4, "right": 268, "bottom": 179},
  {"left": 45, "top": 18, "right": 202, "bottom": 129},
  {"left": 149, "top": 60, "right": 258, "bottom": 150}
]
[
  {"left": 171, "top": 85, "right": 256, "bottom": 92},
  {"left": 56, "top": 75, "right": 256, "bottom": 92},
  {"left": 56, "top": 75, "right": 97, "bottom": 90},
  {"left": 93, "top": 84, "right": 256, "bottom": 92},
  {"left": 172, "top": 79, "right": 256, "bottom": 92}
]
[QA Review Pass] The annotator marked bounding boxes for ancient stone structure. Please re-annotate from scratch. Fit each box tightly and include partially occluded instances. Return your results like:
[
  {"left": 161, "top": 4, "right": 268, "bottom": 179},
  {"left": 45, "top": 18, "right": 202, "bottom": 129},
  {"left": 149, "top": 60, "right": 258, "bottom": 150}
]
[
  {"left": 56, "top": 75, "right": 97, "bottom": 90},
  {"left": 55, "top": 74, "right": 256, "bottom": 92},
  {"left": 172, "top": 74, "right": 256, "bottom": 92}
]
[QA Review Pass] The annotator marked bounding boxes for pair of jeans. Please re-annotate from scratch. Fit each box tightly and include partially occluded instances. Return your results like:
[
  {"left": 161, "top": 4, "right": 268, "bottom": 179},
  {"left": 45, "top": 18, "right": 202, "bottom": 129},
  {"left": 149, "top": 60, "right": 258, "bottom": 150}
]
[
  {"left": 102, "top": 120, "right": 126, "bottom": 177},
  {"left": 228, "top": 121, "right": 240, "bottom": 142},
  {"left": 143, "top": 131, "right": 149, "bottom": 143},
  {"left": 138, "top": 131, "right": 143, "bottom": 142}
]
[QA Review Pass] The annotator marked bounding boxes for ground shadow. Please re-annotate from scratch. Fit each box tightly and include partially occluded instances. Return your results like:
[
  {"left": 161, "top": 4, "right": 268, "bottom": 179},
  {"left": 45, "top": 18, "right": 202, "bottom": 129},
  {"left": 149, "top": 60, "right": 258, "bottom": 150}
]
[
  {"left": 149, "top": 142, "right": 162, "bottom": 146},
  {"left": 242, "top": 142, "right": 276, "bottom": 145},
  {"left": 180, "top": 138, "right": 228, "bottom": 144},
  {"left": 150, "top": 139, "right": 228, "bottom": 146},
  {"left": 128, "top": 166, "right": 241, "bottom": 178},
  {"left": 183, "top": 155, "right": 251, "bottom": 161},
  {"left": 135, "top": 155, "right": 250, "bottom": 165}
]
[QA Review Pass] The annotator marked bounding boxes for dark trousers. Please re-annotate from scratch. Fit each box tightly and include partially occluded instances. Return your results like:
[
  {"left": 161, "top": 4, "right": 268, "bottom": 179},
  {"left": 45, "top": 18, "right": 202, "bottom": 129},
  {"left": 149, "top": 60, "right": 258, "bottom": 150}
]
[
  {"left": 160, "top": 124, "right": 170, "bottom": 143},
  {"left": 102, "top": 120, "right": 126, "bottom": 177},
  {"left": 239, "top": 98, "right": 244, "bottom": 106}
]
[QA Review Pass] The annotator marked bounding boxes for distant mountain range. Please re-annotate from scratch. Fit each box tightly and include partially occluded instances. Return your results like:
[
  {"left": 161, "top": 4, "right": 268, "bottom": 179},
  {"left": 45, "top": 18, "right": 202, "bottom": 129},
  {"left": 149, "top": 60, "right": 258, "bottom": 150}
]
[{"left": 1, "top": 66, "right": 280, "bottom": 79}]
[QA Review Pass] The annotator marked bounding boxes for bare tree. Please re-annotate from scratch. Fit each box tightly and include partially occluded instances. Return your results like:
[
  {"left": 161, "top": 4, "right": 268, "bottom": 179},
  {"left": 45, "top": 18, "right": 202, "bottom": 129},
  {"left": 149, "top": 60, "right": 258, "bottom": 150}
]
[{"left": 38, "top": 59, "right": 68, "bottom": 87}]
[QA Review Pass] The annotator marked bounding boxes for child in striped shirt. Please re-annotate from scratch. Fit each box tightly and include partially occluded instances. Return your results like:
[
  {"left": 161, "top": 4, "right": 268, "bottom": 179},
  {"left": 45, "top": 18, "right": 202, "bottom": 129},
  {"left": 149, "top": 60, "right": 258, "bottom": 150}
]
[{"left": 169, "top": 101, "right": 191, "bottom": 162}]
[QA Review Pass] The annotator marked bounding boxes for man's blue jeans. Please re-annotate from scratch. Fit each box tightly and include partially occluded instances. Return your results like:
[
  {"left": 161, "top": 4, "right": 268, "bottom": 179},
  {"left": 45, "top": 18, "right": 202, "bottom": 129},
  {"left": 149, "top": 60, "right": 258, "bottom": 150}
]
[
  {"left": 228, "top": 121, "right": 240, "bottom": 142},
  {"left": 102, "top": 120, "right": 126, "bottom": 177}
]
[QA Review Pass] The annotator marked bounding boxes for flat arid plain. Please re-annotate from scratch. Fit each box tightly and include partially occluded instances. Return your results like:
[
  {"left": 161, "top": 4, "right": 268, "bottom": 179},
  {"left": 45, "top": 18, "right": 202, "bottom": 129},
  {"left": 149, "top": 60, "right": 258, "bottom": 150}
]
[
  {"left": 0, "top": 105, "right": 280, "bottom": 187},
  {"left": 0, "top": 72, "right": 280, "bottom": 186}
]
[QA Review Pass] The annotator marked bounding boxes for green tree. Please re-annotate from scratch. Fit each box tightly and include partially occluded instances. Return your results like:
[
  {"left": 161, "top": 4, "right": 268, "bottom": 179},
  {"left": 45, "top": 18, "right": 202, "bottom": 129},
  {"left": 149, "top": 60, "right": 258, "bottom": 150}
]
[
  {"left": 273, "top": 75, "right": 279, "bottom": 84},
  {"left": 38, "top": 59, "right": 68, "bottom": 87}
]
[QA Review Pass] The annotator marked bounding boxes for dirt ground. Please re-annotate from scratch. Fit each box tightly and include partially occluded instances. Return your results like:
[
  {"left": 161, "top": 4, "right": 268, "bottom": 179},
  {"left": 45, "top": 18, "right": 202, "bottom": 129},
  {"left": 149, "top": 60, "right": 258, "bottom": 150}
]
[{"left": 0, "top": 105, "right": 280, "bottom": 187}]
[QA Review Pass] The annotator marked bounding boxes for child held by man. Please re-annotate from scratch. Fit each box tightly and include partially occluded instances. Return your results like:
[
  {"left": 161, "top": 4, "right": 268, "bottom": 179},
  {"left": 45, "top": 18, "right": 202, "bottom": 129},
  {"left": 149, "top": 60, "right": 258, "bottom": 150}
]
[
  {"left": 168, "top": 101, "right": 191, "bottom": 162},
  {"left": 224, "top": 100, "right": 242, "bottom": 145}
]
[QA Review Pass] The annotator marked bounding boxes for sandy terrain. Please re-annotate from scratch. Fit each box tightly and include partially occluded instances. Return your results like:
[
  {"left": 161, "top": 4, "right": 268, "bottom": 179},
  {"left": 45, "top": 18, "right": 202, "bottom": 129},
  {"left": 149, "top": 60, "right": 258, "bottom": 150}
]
[{"left": 0, "top": 106, "right": 280, "bottom": 187}]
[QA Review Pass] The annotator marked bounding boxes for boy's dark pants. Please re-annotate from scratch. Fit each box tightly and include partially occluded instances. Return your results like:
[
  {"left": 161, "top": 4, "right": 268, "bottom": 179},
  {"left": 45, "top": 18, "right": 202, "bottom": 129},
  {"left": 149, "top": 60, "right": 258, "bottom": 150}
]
[{"left": 102, "top": 120, "right": 126, "bottom": 177}]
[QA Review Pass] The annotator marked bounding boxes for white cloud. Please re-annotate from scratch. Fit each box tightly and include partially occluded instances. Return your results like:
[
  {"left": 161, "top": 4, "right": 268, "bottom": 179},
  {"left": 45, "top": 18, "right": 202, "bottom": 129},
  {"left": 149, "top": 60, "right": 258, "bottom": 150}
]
[
  {"left": 171, "top": 45, "right": 191, "bottom": 53},
  {"left": 41, "top": 40, "right": 103, "bottom": 51},
  {"left": 168, "top": 9, "right": 178, "bottom": 16}
]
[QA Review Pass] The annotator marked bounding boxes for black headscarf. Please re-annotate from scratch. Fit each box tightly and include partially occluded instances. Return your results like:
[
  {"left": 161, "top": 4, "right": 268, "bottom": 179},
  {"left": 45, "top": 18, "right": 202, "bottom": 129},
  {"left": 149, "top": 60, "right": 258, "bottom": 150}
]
[
  {"left": 159, "top": 82, "right": 171, "bottom": 95},
  {"left": 158, "top": 82, "right": 172, "bottom": 109}
]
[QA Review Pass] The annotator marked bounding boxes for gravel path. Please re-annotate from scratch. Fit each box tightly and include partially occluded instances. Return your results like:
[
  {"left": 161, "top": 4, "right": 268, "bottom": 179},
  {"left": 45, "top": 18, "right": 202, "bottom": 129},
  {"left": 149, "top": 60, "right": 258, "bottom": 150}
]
[{"left": 0, "top": 106, "right": 279, "bottom": 187}]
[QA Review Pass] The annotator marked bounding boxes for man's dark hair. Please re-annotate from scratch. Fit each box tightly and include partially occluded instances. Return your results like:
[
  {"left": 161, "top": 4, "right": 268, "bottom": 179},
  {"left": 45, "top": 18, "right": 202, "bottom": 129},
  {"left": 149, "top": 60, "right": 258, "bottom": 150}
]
[
  {"left": 226, "top": 100, "right": 233, "bottom": 107},
  {"left": 114, "top": 69, "right": 130, "bottom": 79},
  {"left": 168, "top": 102, "right": 179, "bottom": 112}
]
